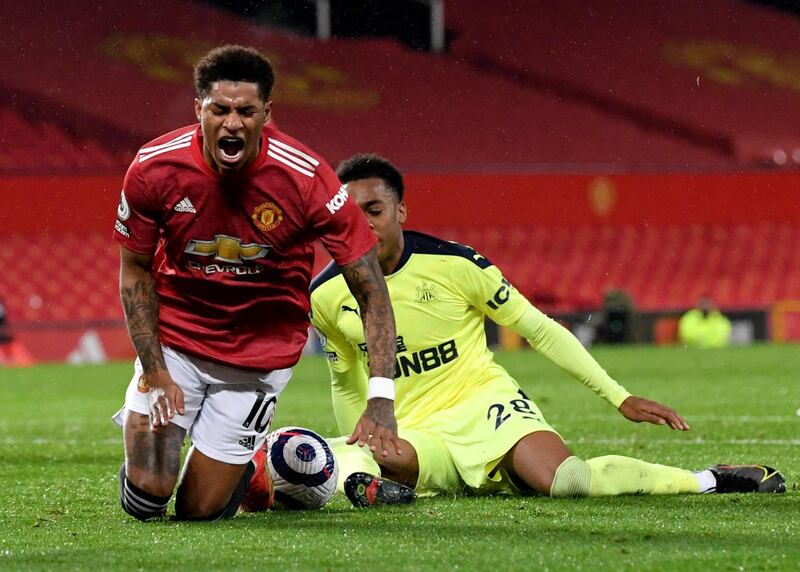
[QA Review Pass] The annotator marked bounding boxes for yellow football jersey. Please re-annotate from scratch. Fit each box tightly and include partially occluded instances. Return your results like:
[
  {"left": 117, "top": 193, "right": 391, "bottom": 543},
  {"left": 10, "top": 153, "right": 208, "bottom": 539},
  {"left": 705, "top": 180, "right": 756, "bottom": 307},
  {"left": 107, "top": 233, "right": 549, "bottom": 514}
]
[{"left": 310, "top": 231, "right": 533, "bottom": 434}]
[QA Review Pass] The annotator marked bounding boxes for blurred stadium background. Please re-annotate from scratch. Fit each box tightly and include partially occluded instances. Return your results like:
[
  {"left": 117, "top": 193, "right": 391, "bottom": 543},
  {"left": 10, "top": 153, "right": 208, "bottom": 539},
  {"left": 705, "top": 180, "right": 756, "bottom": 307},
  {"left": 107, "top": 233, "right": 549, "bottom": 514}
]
[{"left": 1, "top": 0, "right": 800, "bottom": 365}]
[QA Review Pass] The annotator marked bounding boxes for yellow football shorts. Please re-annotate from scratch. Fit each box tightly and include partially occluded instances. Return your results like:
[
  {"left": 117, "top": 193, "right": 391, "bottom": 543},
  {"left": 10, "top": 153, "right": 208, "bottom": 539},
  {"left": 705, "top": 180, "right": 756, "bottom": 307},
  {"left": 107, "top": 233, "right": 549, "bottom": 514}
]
[{"left": 399, "top": 375, "right": 560, "bottom": 494}]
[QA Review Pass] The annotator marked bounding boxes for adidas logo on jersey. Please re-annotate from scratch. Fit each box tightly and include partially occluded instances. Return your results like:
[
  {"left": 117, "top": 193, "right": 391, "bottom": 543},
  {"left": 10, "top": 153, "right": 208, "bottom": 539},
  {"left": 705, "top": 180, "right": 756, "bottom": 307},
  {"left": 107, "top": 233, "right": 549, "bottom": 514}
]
[{"left": 174, "top": 197, "right": 196, "bottom": 213}]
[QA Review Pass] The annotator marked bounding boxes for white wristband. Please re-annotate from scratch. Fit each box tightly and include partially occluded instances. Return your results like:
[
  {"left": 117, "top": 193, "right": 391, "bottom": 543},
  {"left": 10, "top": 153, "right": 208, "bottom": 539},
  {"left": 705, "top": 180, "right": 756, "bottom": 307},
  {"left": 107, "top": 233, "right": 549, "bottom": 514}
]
[{"left": 367, "top": 376, "right": 395, "bottom": 401}]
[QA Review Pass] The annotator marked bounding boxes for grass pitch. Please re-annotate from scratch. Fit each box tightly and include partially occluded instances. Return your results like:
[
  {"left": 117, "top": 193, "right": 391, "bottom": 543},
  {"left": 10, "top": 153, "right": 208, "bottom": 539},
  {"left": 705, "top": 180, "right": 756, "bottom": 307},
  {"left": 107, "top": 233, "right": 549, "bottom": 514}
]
[{"left": 1, "top": 344, "right": 798, "bottom": 570}]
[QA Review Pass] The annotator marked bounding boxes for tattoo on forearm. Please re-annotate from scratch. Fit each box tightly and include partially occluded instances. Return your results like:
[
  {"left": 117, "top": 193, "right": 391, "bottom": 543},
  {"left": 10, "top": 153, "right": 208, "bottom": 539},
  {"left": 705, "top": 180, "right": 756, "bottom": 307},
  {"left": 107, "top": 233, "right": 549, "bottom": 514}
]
[
  {"left": 342, "top": 252, "right": 396, "bottom": 379},
  {"left": 365, "top": 398, "right": 398, "bottom": 431},
  {"left": 121, "top": 277, "right": 166, "bottom": 373}
]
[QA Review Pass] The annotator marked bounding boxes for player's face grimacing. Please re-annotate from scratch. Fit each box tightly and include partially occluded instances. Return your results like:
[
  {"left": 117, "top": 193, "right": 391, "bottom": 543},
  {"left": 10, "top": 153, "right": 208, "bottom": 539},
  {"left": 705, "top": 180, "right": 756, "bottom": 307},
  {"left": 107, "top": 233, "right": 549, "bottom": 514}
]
[
  {"left": 195, "top": 80, "right": 271, "bottom": 174},
  {"left": 347, "top": 178, "right": 407, "bottom": 274}
]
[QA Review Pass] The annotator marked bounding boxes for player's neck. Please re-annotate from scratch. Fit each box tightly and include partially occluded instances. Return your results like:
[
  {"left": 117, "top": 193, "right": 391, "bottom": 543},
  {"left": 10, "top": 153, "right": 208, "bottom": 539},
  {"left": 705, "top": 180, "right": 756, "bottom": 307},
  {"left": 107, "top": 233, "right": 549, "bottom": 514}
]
[{"left": 380, "top": 234, "right": 406, "bottom": 275}]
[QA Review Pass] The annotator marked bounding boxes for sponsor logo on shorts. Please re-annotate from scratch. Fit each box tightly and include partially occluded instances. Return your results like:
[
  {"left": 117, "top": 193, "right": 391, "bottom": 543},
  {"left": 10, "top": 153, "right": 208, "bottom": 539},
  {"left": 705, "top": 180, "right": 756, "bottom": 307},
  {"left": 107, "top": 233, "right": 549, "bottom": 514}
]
[
  {"left": 325, "top": 351, "right": 338, "bottom": 362},
  {"left": 115, "top": 220, "right": 131, "bottom": 238},
  {"left": 239, "top": 435, "right": 256, "bottom": 450},
  {"left": 252, "top": 201, "right": 283, "bottom": 231},
  {"left": 137, "top": 375, "right": 149, "bottom": 393},
  {"left": 325, "top": 186, "right": 349, "bottom": 214}
]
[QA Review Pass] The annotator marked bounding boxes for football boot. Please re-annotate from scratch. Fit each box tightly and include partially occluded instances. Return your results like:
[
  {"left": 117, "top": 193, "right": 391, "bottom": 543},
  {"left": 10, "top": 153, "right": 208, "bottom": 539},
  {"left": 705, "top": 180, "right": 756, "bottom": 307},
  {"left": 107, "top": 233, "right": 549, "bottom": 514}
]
[
  {"left": 709, "top": 464, "right": 786, "bottom": 493},
  {"left": 344, "top": 472, "right": 416, "bottom": 508}
]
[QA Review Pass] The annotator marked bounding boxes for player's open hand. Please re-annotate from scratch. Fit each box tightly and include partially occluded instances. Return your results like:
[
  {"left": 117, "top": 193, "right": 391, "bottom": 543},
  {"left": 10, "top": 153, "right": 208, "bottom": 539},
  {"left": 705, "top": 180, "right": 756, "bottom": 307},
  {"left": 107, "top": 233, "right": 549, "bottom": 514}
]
[
  {"left": 618, "top": 395, "right": 690, "bottom": 431},
  {"left": 141, "top": 369, "right": 185, "bottom": 431},
  {"left": 348, "top": 398, "right": 403, "bottom": 457}
]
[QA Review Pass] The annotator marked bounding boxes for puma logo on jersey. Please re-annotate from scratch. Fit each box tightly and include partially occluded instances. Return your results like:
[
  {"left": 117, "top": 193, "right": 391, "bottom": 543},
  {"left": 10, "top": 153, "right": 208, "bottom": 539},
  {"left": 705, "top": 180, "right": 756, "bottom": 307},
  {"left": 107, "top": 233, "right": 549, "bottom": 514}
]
[
  {"left": 174, "top": 197, "right": 196, "bottom": 213},
  {"left": 326, "top": 186, "right": 349, "bottom": 214},
  {"left": 341, "top": 305, "right": 359, "bottom": 316}
]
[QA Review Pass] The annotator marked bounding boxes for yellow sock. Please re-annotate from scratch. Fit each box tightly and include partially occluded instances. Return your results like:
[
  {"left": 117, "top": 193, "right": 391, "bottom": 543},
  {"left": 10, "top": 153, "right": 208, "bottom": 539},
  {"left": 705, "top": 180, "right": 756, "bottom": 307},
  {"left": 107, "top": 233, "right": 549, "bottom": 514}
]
[
  {"left": 587, "top": 455, "right": 701, "bottom": 495},
  {"left": 327, "top": 437, "right": 381, "bottom": 494}
]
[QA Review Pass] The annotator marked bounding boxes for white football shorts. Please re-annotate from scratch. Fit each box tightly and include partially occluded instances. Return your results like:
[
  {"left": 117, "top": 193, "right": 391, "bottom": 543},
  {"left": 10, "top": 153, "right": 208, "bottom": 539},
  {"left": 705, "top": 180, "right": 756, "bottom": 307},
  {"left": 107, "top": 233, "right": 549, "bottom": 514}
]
[{"left": 112, "top": 345, "right": 292, "bottom": 465}]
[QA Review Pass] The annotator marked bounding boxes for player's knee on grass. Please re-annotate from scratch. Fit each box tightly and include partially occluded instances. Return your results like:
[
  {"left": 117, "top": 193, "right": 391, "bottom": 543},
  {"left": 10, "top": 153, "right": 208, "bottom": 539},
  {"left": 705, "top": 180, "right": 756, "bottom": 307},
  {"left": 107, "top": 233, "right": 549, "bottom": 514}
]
[
  {"left": 118, "top": 464, "right": 171, "bottom": 522},
  {"left": 375, "top": 439, "right": 419, "bottom": 488},
  {"left": 549, "top": 456, "right": 592, "bottom": 497},
  {"left": 173, "top": 461, "right": 255, "bottom": 521},
  {"left": 175, "top": 488, "right": 237, "bottom": 520}
]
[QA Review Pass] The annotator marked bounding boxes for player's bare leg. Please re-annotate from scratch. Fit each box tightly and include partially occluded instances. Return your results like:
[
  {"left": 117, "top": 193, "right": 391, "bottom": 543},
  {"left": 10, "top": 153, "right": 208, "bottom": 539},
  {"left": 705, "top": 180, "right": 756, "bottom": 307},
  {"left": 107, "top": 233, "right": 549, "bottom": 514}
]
[
  {"left": 174, "top": 445, "right": 254, "bottom": 520},
  {"left": 374, "top": 437, "right": 419, "bottom": 487},
  {"left": 503, "top": 431, "right": 572, "bottom": 494},
  {"left": 120, "top": 411, "right": 186, "bottom": 520}
]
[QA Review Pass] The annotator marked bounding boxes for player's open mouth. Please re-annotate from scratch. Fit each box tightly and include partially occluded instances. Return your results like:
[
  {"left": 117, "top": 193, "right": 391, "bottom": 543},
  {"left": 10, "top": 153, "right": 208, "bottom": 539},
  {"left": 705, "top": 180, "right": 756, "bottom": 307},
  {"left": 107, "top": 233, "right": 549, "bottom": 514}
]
[{"left": 218, "top": 137, "right": 245, "bottom": 164}]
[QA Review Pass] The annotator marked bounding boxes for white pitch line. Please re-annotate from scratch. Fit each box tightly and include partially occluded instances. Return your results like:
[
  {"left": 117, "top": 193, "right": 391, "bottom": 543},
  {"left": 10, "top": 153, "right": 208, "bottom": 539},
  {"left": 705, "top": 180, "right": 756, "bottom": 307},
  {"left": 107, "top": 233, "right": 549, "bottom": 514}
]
[
  {"left": 568, "top": 414, "right": 797, "bottom": 423},
  {"left": 568, "top": 437, "right": 800, "bottom": 446},
  {"left": 1, "top": 438, "right": 119, "bottom": 446},
  {"left": 3, "top": 437, "right": 798, "bottom": 447}
]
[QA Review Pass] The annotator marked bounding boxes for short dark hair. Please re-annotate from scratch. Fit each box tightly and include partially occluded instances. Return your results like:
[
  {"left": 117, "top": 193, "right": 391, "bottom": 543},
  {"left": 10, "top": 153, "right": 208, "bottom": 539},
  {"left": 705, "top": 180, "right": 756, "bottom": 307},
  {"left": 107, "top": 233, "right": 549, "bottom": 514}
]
[
  {"left": 336, "top": 154, "right": 404, "bottom": 201},
  {"left": 193, "top": 45, "right": 275, "bottom": 101}
]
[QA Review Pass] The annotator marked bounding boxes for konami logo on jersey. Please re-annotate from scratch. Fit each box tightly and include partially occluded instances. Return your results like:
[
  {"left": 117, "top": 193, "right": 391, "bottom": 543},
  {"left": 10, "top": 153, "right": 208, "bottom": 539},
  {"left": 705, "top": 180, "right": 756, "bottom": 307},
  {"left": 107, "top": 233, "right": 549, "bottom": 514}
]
[
  {"left": 184, "top": 234, "right": 271, "bottom": 275},
  {"left": 326, "top": 186, "right": 349, "bottom": 214}
]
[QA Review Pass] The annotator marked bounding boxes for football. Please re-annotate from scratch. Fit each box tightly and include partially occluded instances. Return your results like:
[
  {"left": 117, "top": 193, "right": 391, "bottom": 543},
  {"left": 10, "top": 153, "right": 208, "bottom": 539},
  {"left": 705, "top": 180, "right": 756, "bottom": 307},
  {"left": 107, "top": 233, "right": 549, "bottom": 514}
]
[{"left": 266, "top": 426, "right": 339, "bottom": 510}]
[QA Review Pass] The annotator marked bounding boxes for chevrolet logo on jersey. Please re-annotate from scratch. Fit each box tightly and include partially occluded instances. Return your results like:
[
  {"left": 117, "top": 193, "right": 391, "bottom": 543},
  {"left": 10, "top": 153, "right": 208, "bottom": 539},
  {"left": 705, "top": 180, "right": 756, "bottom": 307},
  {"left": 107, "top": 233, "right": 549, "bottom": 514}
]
[{"left": 185, "top": 234, "right": 271, "bottom": 263}]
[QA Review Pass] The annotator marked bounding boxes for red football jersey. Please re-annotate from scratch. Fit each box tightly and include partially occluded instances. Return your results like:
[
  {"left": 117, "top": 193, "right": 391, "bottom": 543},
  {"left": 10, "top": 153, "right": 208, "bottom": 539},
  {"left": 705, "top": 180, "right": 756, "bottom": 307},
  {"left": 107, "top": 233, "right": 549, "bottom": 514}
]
[{"left": 114, "top": 123, "right": 376, "bottom": 371}]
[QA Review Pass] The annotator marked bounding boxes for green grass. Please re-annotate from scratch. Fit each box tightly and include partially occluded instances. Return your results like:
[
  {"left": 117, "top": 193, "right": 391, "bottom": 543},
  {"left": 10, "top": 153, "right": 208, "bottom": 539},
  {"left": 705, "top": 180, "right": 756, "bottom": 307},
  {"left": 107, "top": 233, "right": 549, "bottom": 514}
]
[{"left": 1, "top": 345, "right": 798, "bottom": 570}]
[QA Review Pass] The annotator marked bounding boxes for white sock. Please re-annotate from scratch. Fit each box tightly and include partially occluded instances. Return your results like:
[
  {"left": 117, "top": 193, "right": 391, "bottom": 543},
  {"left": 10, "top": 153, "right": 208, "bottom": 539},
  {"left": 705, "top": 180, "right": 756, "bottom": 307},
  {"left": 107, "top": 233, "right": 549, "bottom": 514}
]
[{"left": 694, "top": 469, "right": 717, "bottom": 493}]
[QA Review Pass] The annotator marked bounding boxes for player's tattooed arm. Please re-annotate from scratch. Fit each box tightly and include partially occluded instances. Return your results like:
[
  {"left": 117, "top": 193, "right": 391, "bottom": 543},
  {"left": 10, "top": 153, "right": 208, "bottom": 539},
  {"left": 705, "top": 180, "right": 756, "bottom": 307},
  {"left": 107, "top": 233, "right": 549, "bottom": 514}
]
[
  {"left": 340, "top": 247, "right": 396, "bottom": 379},
  {"left": 341, "top": 247, "right": 402, "bottom": 457},
  {"left": 119, "top": 246, "right": 166, "bottom": 374},
  {"left": 119, "top": 246, "right": 185, "bottom": 428}
]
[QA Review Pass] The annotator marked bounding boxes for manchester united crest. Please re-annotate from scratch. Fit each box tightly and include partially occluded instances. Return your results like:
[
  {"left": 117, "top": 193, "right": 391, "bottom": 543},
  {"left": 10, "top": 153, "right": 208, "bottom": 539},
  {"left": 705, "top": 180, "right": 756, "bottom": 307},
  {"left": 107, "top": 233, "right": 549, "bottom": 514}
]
[{"left": 252, "top": 201, "right": 284, "bottom": 232}]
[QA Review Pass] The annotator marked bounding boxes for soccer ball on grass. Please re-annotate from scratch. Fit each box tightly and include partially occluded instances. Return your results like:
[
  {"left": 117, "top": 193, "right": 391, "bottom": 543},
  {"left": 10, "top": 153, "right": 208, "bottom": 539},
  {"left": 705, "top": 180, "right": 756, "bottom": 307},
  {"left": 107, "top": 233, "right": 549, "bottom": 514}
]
[{"left": 266, "top": 426, "right": 338, "bottom": 510}]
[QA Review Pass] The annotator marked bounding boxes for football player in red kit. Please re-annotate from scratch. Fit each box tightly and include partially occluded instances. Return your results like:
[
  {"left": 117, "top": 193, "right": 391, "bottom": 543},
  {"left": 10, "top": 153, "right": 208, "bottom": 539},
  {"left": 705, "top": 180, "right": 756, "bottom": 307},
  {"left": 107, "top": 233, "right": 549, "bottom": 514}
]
[{"left": 112, "top": 45, "right": 399, "bottom": 521}]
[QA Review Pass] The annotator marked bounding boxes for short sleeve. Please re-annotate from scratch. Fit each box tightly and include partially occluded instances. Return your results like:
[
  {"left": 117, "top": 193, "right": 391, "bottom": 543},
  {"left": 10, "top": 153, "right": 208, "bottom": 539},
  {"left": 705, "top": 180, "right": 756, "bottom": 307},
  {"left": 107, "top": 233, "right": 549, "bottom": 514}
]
[
  {"left": 113, "top": 158, "right": 161, "bottom": 254},
  {"left": 306, "top": 162, "right": 376, "bottom": 266}
]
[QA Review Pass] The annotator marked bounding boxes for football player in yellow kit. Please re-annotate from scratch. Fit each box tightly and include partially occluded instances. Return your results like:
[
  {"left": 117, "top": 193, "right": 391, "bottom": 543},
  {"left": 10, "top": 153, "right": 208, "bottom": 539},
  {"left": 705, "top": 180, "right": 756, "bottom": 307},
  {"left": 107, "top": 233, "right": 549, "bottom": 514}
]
[{"left": 309, "top": 154, "right": 785, "bottom": 506}]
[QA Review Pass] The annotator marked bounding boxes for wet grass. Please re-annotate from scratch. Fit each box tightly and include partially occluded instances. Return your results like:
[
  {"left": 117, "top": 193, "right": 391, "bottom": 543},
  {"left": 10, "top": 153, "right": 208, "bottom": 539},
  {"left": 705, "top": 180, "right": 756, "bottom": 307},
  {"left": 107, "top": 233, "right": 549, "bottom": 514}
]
[{"left": 1, "top": 345, "right": 798, "bottom": 570}]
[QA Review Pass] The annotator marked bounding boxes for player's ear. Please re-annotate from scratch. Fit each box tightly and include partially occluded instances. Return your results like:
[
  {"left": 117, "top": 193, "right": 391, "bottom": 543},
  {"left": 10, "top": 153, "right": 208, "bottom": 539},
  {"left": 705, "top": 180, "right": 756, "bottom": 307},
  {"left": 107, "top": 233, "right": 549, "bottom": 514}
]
[
  {"left": 194, "top": 98, "right": 202, "bottom": 121},
  {"left": 264, "top": 100, "right": 272, "bottom": 122},
  {"left": 397, "top": 201, "right": 408, "bottom": 225}
]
